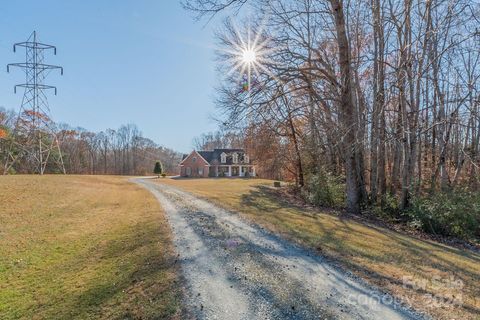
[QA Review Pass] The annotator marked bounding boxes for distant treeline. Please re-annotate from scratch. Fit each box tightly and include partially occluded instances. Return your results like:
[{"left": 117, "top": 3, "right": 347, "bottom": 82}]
[{"left": 0, "top": 107, "right": 182, "bottom": 175}]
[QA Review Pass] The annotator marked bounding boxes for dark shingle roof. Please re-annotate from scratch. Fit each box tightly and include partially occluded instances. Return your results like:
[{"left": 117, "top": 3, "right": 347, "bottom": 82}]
[
  {"left": 198, "top": 151, "right": 214, "bottom": 163},
  {"left": 198, "top": 149, "right": 248, "bottom": 165},
  {"left": 182, "top": 149, "right": 250, "bottom": 165}
]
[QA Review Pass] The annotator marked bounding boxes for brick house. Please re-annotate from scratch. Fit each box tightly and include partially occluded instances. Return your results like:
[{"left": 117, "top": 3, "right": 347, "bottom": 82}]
[{"left": 179, "top": 149, "right": 256, "bottom": 178}]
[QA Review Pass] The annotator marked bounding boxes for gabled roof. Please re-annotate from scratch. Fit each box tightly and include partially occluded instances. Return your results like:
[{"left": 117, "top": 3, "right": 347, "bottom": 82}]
[
  {"left": 180, "top": 149, "right": 250, "bottom": 166},
  {"left": 179, "top": 150, "right": 211, "bottom": 166},
  {"left": 198, "top": 151, "right": 215, "bottom": 163},
  {"left": 203, "top": 149, "right": 248, "bottom": 165},
  {"left": 211, "top": 148, "right": 244, "bottom": 153}
]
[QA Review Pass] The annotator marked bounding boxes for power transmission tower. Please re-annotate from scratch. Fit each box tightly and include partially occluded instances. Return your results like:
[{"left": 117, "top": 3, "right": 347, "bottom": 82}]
[{"left": 3, "top": 31, "right": 66, "bottom": 175}]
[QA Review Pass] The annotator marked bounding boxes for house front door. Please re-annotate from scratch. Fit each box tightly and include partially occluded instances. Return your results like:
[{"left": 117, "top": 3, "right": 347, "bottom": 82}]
[{"left": 232, "top": 166, "right": 239, "bottom": 176}]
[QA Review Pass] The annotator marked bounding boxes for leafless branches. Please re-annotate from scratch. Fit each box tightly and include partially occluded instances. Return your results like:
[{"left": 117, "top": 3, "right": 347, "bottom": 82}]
[{"left": 188, "top": 0, "right": 480, "bottom": 212}]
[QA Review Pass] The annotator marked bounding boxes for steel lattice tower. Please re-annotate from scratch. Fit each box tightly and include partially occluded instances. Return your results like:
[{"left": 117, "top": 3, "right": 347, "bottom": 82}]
[{"left": 3, "top": 31, "right": 65, "bottom": 175}]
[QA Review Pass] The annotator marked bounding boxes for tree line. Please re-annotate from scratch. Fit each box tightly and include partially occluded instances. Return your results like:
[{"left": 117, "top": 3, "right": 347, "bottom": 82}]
[
  {"left": 186, "top": 0, "right": 480, "bottom": 219},
  {"left": 0, "top": 107, "right": 181, "bottom": 175}
]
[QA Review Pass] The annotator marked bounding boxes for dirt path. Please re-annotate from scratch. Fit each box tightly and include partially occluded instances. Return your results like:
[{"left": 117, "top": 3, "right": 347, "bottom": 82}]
[{"left": 133, "top": 178, "right": 427, "bottom": 320}]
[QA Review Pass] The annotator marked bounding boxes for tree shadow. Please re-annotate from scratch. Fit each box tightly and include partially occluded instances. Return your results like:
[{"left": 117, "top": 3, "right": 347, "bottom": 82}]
[
  {"left": 64, "top": 222, "right": 181, "bottom": 319},
  {"left": 176, "top": 198, "right": 414, "bottom": 319},
  {"left": 237, "top": 185, "right": 480, "bottom": 318}
]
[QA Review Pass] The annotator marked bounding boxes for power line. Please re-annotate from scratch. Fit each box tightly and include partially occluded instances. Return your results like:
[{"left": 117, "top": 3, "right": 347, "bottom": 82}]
[{"left": 3, "top": 31, "right": 65, "bottom": 175}]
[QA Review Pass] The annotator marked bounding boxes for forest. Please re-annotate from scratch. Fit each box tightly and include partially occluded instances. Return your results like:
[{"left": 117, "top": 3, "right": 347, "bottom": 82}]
[{"left": 187, "top": 0, "right": 480, "bottom": 240}]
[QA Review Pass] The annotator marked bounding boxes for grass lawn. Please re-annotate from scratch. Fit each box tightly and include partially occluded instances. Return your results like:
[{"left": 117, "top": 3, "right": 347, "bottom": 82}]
[
  {"left": 0, "top": 175, "right": 181, "bottom": 320},
  {"left": 156, "top": 177, "right": 480, "bottom": 320}
]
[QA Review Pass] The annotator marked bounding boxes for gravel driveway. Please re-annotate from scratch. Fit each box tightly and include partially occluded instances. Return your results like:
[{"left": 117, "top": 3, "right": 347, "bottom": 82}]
[{"left": 133, "top": 178, "right": 426, "bottom": 320}]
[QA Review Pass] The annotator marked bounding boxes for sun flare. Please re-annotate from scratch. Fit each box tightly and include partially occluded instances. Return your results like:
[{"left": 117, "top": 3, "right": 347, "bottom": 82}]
[
  {"left": 242, "top": 48, "right": 257, "bottom": 64},
  {"left": 218, "top": 17, "right": 280, "bottom": 97}
]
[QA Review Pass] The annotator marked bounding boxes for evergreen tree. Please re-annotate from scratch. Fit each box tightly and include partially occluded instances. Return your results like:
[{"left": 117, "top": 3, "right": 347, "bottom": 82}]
[{"left": 153, "top": 161, "right": 162, "bottom": 178}]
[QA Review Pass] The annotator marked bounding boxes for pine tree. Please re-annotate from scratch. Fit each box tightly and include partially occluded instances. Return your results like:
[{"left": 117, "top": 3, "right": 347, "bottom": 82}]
[{"left": 153, "top": 161, "right": 162, "bottom": 178}]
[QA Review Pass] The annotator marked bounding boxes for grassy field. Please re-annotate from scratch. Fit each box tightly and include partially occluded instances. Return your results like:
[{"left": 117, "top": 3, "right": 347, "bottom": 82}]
[
  {"left": 0, "top": 175, "right": 180, "bottom": 320},
  {"left": 156, "top": 177, "right": 480, "bottom": 320}
]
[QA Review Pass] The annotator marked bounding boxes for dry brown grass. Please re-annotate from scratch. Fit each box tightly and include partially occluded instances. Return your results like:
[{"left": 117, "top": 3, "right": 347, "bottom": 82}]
[
  {"left": 157, "top": 177, "right": 480, "bottom": 320},
  {"left": 0, "top": 175, "right": 180, "bottom": 320}
]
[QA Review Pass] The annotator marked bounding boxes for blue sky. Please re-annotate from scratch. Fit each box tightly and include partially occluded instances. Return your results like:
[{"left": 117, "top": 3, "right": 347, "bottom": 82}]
[{"left": 0, "top": 1, "right": 222, "bottom": 153}]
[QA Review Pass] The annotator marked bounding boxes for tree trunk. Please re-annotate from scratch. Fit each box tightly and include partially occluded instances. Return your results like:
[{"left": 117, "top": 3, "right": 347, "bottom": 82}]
[{"left": 330, "top": 0, "right": 361, "bottom": 213}]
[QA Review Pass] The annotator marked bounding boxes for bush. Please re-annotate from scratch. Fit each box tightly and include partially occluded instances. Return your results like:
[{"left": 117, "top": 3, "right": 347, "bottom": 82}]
[
  {"left": 406, "top": 190, "right": 480, "bottom": 240},
  {"left": 302, "top": 172, "right": 345, "bottom": 208},
  {"left": 373, "top": 193, "right": 401, "bottom": 219},
  {"left": 161, "top": 173, "right": 166, "bottom": 178}
]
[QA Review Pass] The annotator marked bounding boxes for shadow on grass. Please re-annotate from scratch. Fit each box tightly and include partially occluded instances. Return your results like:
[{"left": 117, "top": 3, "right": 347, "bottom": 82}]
[
  {"left": 59, "top": 221, "right": 180, "bottom": 320},
  {"left": 239, "top": 185, "right": 480, "bottom": 317}
]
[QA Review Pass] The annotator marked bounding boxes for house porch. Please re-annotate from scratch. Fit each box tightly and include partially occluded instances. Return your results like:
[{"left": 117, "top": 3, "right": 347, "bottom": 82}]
[{"left": 215, "top": 165, "right": 255, "bottom": 177}]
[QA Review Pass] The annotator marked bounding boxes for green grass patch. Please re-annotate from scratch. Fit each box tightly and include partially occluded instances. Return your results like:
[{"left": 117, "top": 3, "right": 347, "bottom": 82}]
[{"left": 0, "top": 175, "right": 180, "bottom": 320}]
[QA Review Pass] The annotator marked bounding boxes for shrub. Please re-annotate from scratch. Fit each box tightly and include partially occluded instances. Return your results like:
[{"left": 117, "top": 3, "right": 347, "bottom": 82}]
[
  {"left": 373, "top": 193, "right": 401, "bottom": 219},
  {"left": 406, "top": 190, "right": 480, "bottom": 240},
  {"left": 6, "top": 167, "right": 16, "bottom": 175},
  {"left": 161, "top": 173, "right": 166, "bottom": 178},
  {"left": 302, "top": 172, "right": 345, "bottom": 208}
]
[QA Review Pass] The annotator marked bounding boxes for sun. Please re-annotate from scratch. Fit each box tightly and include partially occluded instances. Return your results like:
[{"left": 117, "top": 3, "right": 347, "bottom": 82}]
[
  {"left": 242, "top": 48, "right": 257, "bottom": 64},
  {"left": 218, "top": 17, "right": 279, "bottom": 96}
]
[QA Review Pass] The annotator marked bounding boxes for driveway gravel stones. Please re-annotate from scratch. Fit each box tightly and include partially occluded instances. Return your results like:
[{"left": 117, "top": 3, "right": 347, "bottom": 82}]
[{"left": 133, "top": 178, "right": 428, "bottom": 320}]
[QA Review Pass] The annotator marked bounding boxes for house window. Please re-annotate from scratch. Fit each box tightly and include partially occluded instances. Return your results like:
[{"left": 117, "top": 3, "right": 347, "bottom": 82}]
[
  {"left": 244, "top": 155, "right": 249, "bottom": 163},
  {"left": 192, "top": 156, "right": 197, "bottom": 163},
  {"left": 221, "top": 153, "right": 227, "bottom": 163},
  {"left": 232, "top": 153, "right": 238, "bottom": 164},
  {"left": 186, "top": 167, "right": 191, "bottom": 176},
  {"left": 198, "top": 167, "right": 203, "bottom": 175}
]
